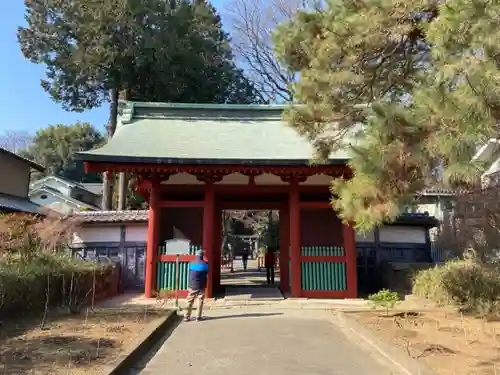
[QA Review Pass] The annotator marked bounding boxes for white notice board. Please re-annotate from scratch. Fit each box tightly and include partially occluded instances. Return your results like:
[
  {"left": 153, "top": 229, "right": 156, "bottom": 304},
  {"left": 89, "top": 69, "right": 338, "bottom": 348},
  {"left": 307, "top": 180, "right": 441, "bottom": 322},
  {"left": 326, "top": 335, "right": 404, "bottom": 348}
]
[{"left": 164, "top": 238, "right": 191, "bottom": 255}]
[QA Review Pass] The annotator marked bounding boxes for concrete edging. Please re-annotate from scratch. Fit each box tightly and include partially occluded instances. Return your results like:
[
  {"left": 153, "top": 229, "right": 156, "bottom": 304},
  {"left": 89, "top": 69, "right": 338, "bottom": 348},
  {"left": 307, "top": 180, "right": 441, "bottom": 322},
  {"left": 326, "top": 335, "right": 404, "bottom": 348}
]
[
  {"left": 333, "top": 311, "right": 436, "bottom": 375},
  {"left": 103, "top": 309, "right": 180, "bottom": 375}
]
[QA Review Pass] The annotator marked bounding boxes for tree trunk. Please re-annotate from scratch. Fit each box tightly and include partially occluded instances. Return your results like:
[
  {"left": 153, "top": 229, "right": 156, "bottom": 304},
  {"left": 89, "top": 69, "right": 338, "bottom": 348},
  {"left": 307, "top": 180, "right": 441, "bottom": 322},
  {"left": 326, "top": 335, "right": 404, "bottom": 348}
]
[
  {"left": 117, "top": 89, "right": 129, "bottom": 210},
  {"left": 117, "top": 172, "right": 126, "bottom": 210},
  {"left": 101, "top": 173, "right": 112, "bottom": 210},
  {"left": 101, "top": 88, "right": 119, "bottom": 211}
]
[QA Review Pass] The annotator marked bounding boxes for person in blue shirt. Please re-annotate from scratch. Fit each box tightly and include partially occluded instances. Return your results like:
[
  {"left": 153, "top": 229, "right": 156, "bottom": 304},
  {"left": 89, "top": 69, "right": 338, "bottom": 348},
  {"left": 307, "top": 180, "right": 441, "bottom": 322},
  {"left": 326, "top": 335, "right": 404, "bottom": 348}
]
[{"left": 184, "top": 249, "right": 209, "bottom": 322}]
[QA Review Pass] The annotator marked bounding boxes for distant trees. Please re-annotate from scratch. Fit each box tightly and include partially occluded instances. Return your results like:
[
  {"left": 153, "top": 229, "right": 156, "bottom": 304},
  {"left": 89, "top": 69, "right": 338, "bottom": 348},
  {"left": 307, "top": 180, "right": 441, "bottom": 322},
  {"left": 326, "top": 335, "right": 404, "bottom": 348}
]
[
  {"left": 18, "top": 0, "right": 261, "bottom": 209},
  {"left": 21, "top": 122, "right": 104, "bottom": 182},
  {"left": 0, "top": 131, "right": 33, "bottom": 153}
]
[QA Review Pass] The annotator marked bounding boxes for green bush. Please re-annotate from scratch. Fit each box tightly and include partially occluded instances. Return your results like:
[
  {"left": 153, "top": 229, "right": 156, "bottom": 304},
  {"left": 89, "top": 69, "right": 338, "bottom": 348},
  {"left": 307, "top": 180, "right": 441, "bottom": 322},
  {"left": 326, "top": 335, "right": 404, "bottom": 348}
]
[
  {"left": 0, "top": 213, "right": 119, "bottom": 318},
  {"left": 368, "top": 289, "right": 400, "bottom": 316},
  {"left": 412, "top": 259, "right": 500, "bottom": 313},
  {"left": 0, "top": 252, "right": 116, "bottom": 318}
]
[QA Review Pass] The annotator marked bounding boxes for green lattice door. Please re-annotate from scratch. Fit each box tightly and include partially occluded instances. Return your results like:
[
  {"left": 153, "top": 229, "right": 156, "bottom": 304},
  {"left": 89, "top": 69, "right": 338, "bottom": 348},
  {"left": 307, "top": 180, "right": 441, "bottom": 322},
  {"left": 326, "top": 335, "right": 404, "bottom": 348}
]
[{"left": 300, "top": 246, "right": 348, "bottom": 298}]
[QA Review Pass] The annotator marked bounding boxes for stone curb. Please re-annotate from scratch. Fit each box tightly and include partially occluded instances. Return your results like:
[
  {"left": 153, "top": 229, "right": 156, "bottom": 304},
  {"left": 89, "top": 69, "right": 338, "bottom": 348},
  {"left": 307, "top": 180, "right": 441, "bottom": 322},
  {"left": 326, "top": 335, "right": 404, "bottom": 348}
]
[
  {"left": 102, "top": 309, "right": 180, "bottom": 375},
  {"left": 333, "top": 311, "right": 436, "bottom": 375}
]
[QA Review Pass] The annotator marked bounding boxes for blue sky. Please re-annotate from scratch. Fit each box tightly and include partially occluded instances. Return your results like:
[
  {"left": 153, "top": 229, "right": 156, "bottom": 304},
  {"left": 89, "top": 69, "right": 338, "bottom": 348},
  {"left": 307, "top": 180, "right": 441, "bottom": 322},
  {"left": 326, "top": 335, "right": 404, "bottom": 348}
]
[{"left": 0, "top": 0, "right": 226, "bottom": 134}]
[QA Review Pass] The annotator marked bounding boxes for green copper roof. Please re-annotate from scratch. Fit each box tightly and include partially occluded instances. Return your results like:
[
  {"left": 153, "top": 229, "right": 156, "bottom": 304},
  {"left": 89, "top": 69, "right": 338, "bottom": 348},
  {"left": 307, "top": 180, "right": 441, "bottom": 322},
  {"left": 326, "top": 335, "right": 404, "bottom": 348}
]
[{"left": 78, "top": 101, "right": 352, "bottom": 165}]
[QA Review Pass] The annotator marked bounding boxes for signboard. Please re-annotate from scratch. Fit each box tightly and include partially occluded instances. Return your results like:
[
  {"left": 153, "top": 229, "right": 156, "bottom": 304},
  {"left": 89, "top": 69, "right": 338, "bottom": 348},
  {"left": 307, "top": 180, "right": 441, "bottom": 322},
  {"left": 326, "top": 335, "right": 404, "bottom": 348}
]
[{"left": 164, "top": 238, "right": 191, "bottom": 255}]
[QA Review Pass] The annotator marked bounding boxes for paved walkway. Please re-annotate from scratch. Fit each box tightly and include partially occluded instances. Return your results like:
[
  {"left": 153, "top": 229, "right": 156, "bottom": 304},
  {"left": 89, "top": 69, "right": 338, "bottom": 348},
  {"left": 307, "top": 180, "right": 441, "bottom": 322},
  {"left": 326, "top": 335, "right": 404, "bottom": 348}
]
[
  {"left": 221, "top": 258, "right": 281, "bottom": 286},
  {"left": 137, "top": 307, "right": 403, "bottom": 375}
]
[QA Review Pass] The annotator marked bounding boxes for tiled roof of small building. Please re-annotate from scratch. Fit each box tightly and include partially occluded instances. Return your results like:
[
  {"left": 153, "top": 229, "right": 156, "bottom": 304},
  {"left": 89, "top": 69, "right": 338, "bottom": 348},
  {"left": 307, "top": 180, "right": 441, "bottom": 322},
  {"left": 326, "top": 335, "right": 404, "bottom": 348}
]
[
  {"left": 394, "top": 212, "right": 439, "bottom": 227},
  {"left": 74, "top": 210, "right": 148, "bottom": 223},
  {"left": 73, "top": 209, "right": 438, "bottom": 227}
]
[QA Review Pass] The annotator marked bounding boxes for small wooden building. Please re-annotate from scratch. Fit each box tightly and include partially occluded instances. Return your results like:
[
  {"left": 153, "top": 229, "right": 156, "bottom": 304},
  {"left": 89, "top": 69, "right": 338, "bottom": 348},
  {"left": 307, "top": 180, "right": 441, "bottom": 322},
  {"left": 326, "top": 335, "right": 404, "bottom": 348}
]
[{"left": 77, "top": 102, "right": 433, "bottom": 299}]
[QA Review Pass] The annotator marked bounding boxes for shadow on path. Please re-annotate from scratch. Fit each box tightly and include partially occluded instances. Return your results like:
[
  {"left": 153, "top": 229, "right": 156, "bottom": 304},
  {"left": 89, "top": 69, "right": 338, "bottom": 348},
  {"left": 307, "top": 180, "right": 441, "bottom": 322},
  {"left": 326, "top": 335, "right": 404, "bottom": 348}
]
[
  {"left": 221, "top": 270, "right": 265, "bottom": 279},
  {"left": 127, "top": 314, "right": 182, "bottom": 374},
  {"left": 204, "top": 312, "right": 283, "bottom": 321}
]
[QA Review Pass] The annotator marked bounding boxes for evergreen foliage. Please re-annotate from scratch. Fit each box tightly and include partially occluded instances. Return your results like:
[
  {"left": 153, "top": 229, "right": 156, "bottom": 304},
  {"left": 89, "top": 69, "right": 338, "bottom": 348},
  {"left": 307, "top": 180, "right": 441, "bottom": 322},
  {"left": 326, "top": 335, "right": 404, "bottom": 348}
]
[
  {"left": 18, "top": 0, "right": 259, "bottom": 112},
  {"left": 21, "top": 123, "right": 104, "bottom": 182},
  {"left": 274, "top": 0, "right": 496, "bottom": 230},
  {"left": 18, "top": 0, "right": 261, "bottom": 208}
]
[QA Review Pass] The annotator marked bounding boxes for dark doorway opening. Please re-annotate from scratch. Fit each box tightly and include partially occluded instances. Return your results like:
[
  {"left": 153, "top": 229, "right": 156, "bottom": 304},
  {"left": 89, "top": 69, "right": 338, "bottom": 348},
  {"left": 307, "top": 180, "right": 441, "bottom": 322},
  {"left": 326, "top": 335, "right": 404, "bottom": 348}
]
[{"left": 217, "top": 209, "right": 284, "bottom": 298}]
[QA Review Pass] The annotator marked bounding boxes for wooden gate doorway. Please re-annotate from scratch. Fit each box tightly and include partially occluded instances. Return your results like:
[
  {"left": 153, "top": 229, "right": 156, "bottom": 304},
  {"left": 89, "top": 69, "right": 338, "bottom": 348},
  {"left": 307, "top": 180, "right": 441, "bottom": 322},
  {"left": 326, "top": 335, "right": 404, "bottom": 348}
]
[{"left": 212, "top": 201, "right": 289, "bottom": 296}]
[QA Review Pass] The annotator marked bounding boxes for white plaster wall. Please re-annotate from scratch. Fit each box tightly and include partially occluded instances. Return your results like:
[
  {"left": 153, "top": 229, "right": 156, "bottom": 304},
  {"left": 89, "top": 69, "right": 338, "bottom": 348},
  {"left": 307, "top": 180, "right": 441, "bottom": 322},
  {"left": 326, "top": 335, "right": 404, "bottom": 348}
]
[
  {"left": 70, "top": 220, "right": 428, "bottom": 246},
  {"left": 215, "top": 173, "right": 249, "bottom": 185},
  {"left": 72, "top": 225, "right": 121, "bottom": 243},
  {"left": 163, "top": 172, "right": 290, "bottom": 185},
  {"left": 300, "top": 173, "right": 332, "bottom": 186},
  {"left": 71, "top": 188, "right": 99, "bottom": 207},
  {"left": 45, "top": 179, "right": 72, "bottom": 196},
  {"left": 355, "top": 229, "right": 375, "bottom": 242},
  {"left": 125, "top": 223, "right": 148, "bottom": 242},
  {"left": 162, "top": 173, "right": 203, "bottom": 185},
  {"left": 414, "top": 203, "right": 443, "bottom": 221},
  {"left": 0, "top": 152, "right": 30, "bottom": 197},
  {"left": 254, "top": 173, "right": 287, "bottom": 185},
  {"left": 379, "top": 226, "right": 426, "bottom": 243},
  {"left": 159, "top": 172, "right": 336, "bottom": 186},
  {"left": 31, "top": 193, "right": 75, "bottom": 215}
]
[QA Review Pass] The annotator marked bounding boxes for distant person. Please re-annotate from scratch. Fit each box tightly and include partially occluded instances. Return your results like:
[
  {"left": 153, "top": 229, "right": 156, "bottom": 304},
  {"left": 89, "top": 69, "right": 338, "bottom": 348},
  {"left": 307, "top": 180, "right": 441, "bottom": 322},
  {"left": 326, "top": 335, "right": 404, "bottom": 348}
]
[
  {"left": 184, "top": 250, "right": 208, "bottom": 322},
  {"left": 241, "top": 247, "right": 250, "bottom": 271},
  {"left": 265, "top": 247, "right": 276, "bottom": 285}
]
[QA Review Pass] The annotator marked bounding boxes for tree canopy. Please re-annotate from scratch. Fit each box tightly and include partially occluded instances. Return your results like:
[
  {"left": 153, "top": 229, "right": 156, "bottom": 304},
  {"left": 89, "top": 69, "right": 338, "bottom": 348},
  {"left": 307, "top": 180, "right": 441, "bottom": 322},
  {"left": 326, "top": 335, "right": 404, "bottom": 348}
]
[
  {"left": 18, "top": 0, "right": 261, "bottom": 209},
  {"left": 21, "top": 122, "right": 104, "bottom": 183},
  {"left": 18, "top": 0, "right": 260, "bottom": 115},
  {"left": 274, "top": 0, "right": 499, "bottom": 230}
]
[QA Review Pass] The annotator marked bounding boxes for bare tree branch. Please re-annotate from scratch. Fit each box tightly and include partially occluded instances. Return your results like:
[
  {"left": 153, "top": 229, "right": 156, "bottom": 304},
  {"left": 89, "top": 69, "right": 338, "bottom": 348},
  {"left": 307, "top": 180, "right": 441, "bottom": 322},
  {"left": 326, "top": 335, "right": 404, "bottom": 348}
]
[
  {"left": 0, "top": 130, "right": 33, "bottom": 153},
  {"left": 452, "top": 181, "right": 500, "bottom": 262},
  {"left": 224, "top": 0, "right": 313, "bottom": 102}
]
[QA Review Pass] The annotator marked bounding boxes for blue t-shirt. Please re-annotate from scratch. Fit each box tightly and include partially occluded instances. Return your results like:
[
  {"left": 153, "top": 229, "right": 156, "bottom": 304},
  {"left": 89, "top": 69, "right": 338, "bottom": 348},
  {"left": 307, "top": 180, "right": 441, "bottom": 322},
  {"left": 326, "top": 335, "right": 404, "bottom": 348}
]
[{"left": 189, "top": 258, "right": 208, "bottom": 290}]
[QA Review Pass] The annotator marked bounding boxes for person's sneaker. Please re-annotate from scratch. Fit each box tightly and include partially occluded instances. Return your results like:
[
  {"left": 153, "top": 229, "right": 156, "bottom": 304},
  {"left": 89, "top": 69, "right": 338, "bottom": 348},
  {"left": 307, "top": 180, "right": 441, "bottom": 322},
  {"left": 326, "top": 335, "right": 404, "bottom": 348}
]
[{"left": 183, "top": 316, "right": 191, "bottom": 322}]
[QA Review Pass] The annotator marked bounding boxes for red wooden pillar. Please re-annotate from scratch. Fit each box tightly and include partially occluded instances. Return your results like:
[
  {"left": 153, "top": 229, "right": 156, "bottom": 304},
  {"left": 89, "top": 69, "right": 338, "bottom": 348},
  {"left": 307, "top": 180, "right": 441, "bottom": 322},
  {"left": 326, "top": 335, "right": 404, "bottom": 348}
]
[
  {"left": 343, "top": 223, "right": 358, "bottom": 298},
  {"left": 289, "top": 181, "right": 301, "bottom": 297},
  {"left": 203, "top": 182, "right": 215, "bottom": 298},
  {"left": 145, "top": 181, "right": 160, "bottom": 298},
  {"left": 279, "top": 205, "right": 290, "bottom": 293},
  {"left": 212, "top": 203, "right": 222, "bottom": 294}
]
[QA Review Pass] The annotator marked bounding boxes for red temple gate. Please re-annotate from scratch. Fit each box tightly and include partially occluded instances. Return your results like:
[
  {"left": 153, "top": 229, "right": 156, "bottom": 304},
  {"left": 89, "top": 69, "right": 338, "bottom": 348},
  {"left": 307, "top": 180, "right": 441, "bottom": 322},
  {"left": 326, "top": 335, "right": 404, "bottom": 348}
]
[
  {"left": 116, "top": 173, "right": 358, "bottom": 299},
  {"left": 79, "top": 101, "right": 358, "bottom": 299}
]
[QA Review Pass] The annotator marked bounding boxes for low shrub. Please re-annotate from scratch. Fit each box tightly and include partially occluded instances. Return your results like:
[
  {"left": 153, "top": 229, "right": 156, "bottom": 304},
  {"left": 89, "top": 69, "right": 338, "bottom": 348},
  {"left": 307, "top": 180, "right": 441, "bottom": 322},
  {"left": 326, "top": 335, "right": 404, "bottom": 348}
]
[
  {"left": 412, "top": 259, "right": 500, "bottom": 313},
  {"left": 368, "top": 289, "right": 400, "bottom": 316},
  {"left": 0, "top": 253, "right": 118, "bottom": 318},
  {"left": 0, "top": 213, "right": 120, "bottom": 319}
]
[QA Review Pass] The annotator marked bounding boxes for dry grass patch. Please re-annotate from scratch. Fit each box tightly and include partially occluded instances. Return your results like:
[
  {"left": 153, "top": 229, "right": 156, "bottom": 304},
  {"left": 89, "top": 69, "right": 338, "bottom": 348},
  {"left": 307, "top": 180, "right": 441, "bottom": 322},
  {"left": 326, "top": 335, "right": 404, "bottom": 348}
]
[
  {"left": 0, "top": 307, "right": 169, "bottom": 375},
  {"left": 349, "top": 309, "right": 500, "bottom": 375}
]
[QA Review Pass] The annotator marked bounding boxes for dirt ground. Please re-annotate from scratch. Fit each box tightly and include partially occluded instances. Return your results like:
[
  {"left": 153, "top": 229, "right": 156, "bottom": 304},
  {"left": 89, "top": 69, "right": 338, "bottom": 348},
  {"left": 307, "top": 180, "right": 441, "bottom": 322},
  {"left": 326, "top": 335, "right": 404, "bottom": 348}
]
[
  {"left": 0, "top": 306, "right": 169, "bottom": 374},
  {"left": 349, "top": 308, "right": 500, "bottom": 375}
]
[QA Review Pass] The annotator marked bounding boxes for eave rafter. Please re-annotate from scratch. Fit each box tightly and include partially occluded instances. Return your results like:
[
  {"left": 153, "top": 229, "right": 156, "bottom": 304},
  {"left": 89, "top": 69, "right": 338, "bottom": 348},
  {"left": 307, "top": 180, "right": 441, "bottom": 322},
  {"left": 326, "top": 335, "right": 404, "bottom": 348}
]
[
  {"left": 195, "top": 173, "right": 225, "bottom": 183},
  {"left": 86, "top": 162, "right": 350, "bottom": 175}
]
